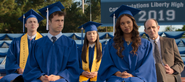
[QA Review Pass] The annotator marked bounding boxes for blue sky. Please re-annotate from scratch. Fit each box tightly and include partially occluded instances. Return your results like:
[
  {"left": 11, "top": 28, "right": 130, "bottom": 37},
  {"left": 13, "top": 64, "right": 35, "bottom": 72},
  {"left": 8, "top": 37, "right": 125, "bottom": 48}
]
[{"left": 74, "top": 0, "right": 80, "bottom": 2}]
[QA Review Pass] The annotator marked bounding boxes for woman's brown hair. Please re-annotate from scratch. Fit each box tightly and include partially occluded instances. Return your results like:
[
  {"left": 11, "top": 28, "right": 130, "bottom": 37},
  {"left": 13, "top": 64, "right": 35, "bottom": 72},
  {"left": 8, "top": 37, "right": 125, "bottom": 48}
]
[
  {"left": 81, "top": 32, "right": 102, "bottom": 63},
  {"left": 113, "top": 14, "right": 141, "bottom": 58}
]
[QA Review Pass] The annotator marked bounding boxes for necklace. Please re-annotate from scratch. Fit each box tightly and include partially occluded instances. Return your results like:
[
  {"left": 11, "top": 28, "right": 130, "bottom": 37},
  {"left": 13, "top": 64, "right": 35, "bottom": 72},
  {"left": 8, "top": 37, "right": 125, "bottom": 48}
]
[{"left": 126, "top": 41, "right": 132, "bottom": 45}]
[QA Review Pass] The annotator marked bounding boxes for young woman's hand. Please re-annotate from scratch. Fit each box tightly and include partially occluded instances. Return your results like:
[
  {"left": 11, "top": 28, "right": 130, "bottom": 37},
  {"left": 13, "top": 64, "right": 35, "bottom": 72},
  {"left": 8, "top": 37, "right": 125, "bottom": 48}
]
[
  {"left": 82, "top": 71, "right": 92, "bottom": 78},
  {"left": 114, "top": 71, "right": 134, "bottom": 78},
  {"left": 89, "top": 72, "right": 98, "bottom": 78}
]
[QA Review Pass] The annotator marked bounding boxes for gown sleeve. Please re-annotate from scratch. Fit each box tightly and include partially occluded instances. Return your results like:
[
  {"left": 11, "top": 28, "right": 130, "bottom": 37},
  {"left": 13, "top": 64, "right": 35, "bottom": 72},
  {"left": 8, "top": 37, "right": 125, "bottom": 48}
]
[
  {"left": 57, "top": 40, "right": 80, "bottom": 82},
  {"left": 22, "top": 41, "right": 45, "bottom": 81},
  {"left": 131, "top": 41, "right": 156, "bottom": 82},
  {"left": 97, "top": 39, "right": 120, "bottom": 82},
  {"left": 5, "top": 38, "right": 20, "bottom": 74},
  {"left": 78, "top": 45, "right": 85, "bottom": 74}
]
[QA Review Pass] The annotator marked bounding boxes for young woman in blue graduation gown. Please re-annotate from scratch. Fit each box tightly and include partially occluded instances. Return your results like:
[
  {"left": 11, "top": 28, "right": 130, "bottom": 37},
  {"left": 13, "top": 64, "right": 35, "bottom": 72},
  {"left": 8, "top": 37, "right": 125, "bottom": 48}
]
[
  {"left": 78, "top": 22, "right": 104, "bottom": 82},
  {"left": 97, "top": 5, "right": 156, "bottom": 82}
]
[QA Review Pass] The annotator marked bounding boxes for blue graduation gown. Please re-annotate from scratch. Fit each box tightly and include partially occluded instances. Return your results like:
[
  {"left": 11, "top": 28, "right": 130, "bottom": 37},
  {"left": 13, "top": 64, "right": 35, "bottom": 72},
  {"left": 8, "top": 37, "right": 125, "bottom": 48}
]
[
  {"left": 78, "top": 46, "right": 95, "bottom": 73},
  {"left": 0, "top": 36, "right": 35, "bottom": 82},
  {"left": 23, "top": 35, "right": 80, "bottom": 82},
  {"left": 78, "top": 45, "right": 104, "bottom": 82},
  {"left": 97, "top": 38, "right": 156, "bottom": 82}
]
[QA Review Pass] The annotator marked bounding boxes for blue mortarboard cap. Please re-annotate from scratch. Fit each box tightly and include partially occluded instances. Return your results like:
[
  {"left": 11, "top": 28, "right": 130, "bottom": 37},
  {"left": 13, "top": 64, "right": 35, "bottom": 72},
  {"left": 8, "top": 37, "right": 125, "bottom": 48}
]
[
  {"left": 18, "top": 9, "right": 44, "bottom": 32},
  {"left": 18, "top": 9, "right": 44, "bottom": 23},
  {"left": 39, "top": 1, "right": 64, "bottom": 17},
  {"left": 38, "top": 1, "right": 65, "bottom": 30},
  {"left": 110, "top": 5, "right": 141, "bottom": 18},
  {"left": 78, "top": 21, "right": 102, "bottom": 33}
]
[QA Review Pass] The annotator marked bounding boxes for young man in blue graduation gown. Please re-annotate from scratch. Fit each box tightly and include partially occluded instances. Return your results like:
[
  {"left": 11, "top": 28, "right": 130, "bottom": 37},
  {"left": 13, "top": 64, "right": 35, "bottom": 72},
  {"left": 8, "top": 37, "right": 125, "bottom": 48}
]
[
  {"left": 78, "top": 21, "right": 105, "bottom": 82},
  {"left": 0, "top": 9, "right": 44, "bottom": 82},
  {"left": 23, "top": 1, "right": 80, "bottom": 82},
  {"left": 97, "top": 5, "right": 156, "bottom": 82}
]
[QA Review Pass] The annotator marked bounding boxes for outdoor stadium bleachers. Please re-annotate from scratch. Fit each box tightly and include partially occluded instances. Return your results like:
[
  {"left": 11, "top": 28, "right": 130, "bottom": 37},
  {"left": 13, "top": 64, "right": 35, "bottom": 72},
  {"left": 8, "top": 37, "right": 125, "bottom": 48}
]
[{"left": 0, "top": 31, "right": 185, "bottom": 77}]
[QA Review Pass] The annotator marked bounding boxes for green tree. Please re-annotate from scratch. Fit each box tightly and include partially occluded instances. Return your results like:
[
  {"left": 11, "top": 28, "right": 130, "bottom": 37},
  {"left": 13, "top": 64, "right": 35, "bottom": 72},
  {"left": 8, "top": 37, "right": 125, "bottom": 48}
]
[
  {"left": 176, "top": 25, "right": 185, "bottom": 31},
  {"left": 63, "top": 0, "right": 103, "bottom": 33},
  {"left": 164, "top": 26, "right": 175, "bottom": 31},
  {"left": 63, "top": 2, "right": 87, "bottom": 32},
  {"left": 0, "top": 0, "right": 104, "bottom": 33},
  {"left": 0, "top": 0, "right": 20, "bottom": 33}
]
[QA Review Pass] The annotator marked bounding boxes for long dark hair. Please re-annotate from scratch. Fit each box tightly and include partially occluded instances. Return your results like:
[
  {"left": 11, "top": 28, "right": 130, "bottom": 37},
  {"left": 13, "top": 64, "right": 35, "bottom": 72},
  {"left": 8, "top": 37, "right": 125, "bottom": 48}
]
[
  {"left": 81, "top": 32, "right": 102, "bottom": 63},
  {"left": 113, "top": 14, "right": 141, "bottom": 58}
]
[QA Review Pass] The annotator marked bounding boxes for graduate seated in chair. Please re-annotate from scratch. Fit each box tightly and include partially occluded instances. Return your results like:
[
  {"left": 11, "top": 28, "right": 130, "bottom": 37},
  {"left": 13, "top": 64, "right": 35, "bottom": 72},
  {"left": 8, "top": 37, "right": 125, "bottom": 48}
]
[
  {"left": 144, "top": 19, "right": 184, "bottom": 82},
  {"left": 97, "top": 5, "right": 157, "bottom": 82},
  {"left": 0, "top": 9, "right": 44, "bottom": 82},
  {"left": 22, "top": 1, "right": 80, "bottom": 82},
  {"left": 78, "top": 21, "right": 105, "bottom": 82}
]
